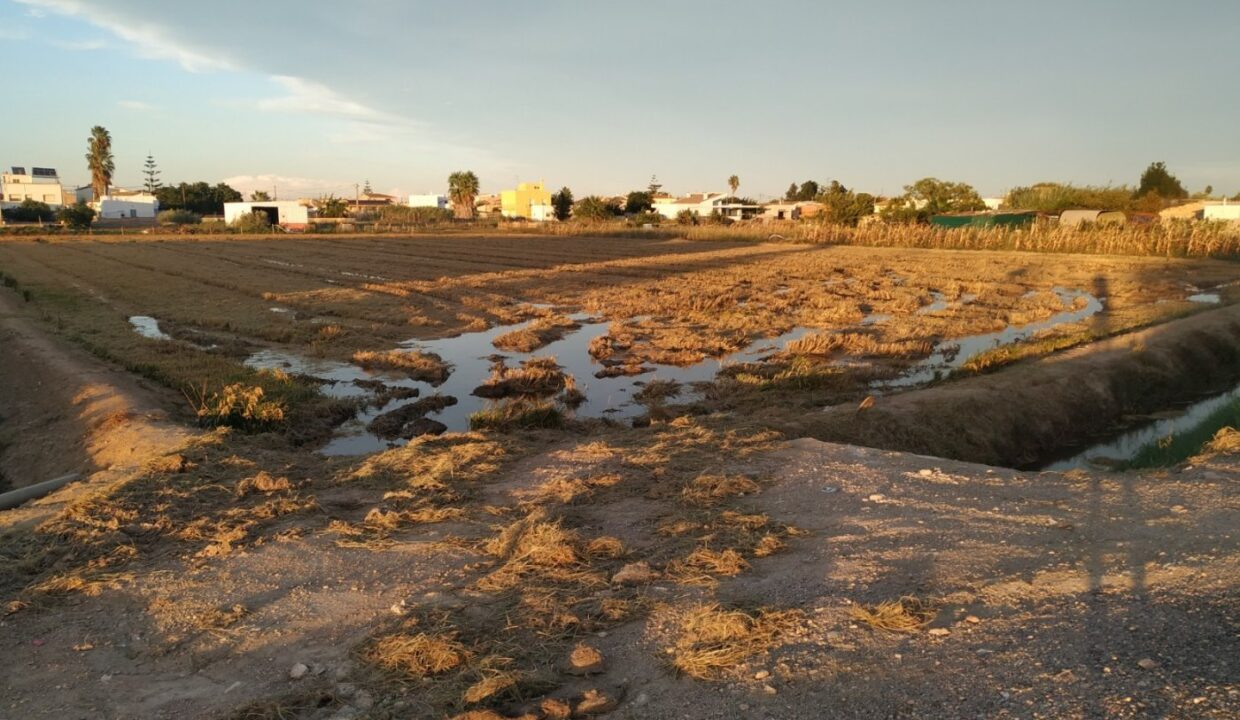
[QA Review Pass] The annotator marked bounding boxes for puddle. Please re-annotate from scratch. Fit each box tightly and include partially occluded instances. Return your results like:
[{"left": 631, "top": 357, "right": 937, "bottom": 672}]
[
  {"left": 877, "top": 287, "right": 1103, "bottom": 389},
  {"left": 918, "top": 291, "right": 977, "bottom": 315},
  {"left": 1187, "top": 293, "right": 1221, "bottom": 304},
  {"left": 129, "top": 316, "right": 170, "bottom": 340},
  {"left": 1043, "top": 382, "right": 1240, "bottom": 471},
  {"left": 249, "top": 312, "right": 797, "bottom": 456}
]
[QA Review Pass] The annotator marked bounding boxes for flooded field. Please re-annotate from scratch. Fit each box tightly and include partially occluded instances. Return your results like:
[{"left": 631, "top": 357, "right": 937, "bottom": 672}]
[{"left": 1, "top": 234, "right": 1237, "bottom": 464}]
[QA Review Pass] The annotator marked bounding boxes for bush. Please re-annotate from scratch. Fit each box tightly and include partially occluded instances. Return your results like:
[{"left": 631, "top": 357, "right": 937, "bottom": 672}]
[
  {"left": 676, "top": 209, "right": 699, "bottom": 226},
  {"left": 231, "top": 211, "right": 272, "bottom": 233},
  {"left": 157, "top": 208, "right": 202, "bottom": 226},
  {"left": 628, "top": 211, "right": 663, "bottom": 226},
  {"left": 377, "top": 205, "right": 452, "bottom": 225},
  {"left": 1, "top": 199, "right": 54, "bottom": 223},
  {"left": 56, "top": 202, "right": 96, "bottom": 229}
]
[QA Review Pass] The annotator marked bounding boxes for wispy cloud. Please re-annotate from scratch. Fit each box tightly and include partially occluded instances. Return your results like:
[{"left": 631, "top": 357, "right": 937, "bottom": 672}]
[
  {"left": 16, "top": 0, "right": 233, "bottom": 71},
  {"left": 258, "top": 75, "right": 396, "bottom": 123},
  {"left": 221, "top": 174, "right": 354, "bottom": 200},
  {"left": 117, "top": 99, "right": 155, "bottom": 111},
  {"left": 0, "top": 26, "right": 31, "bottom": 40},
  {"left": 53, "top": 37, "right": 107, "bottom": 51}
]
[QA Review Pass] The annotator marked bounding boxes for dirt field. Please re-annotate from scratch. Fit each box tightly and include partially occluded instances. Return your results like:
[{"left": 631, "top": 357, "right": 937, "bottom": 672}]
[{"left": 1, "top": 233, "right": 1238, "bottom": 719}]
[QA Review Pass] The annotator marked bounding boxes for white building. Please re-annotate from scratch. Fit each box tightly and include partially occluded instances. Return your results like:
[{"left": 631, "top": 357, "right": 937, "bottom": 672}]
[
  {"left": 982, "top": 197, "right": 1005, "bottom": 211},
  {"left": 94, "top": 192, "right": 160, "bottom": 219},
  {"left": 1, "top": 167, "right": 71, "bottom": 208},
  {"left": 1204, "top": 201, "right": 1240, "bottom": 222},
  {"left": 652, "top": 192, "right": 729, "bottom": 220},
  {"left": 224, "top": 200, "right": 310, "bottom": 228},
  {"left": 408, "top": 194, "right": 449, "bottom": 209}
]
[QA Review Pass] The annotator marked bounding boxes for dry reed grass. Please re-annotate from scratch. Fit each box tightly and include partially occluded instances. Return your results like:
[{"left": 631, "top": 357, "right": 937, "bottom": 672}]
[
  {"left": 352, "top": 349, "right": 449, "bottom": 384},
  {"left": 667, "top": 603, "right": 804, "bottom": 679},
  {"left": 364, "top": 632, "right": 469, "bottom": 678},
  {"left": 850, "top": 596, "right": 934, "bottom": 632}
]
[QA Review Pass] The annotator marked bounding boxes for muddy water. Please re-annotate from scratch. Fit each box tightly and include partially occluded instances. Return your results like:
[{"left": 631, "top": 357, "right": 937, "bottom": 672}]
[
  {"left": 1044, "top": 382, "right": 1240, "bottom": 471},
  {"left": 248, "top": 312, "right": 770, "bottom": 455},
  {"left": 128, "top": 316, "right": 170, "bottom": 340},
  {"left": 878, "top": 288, "right": 1104, "bottom": 389}
]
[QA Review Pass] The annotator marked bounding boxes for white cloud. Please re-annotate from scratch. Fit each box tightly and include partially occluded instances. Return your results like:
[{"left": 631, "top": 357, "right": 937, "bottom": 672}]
[
  {"left": 0, "top": 26, "right": 31, "bottom": 39},
  {"left": 16, "top": 0, "right": 233, "bottom": 71},
  {"left": 53, "top": 37, "right": 107, "bottom": 50},
  {"left": 258, "top": 76, "right": 397, "bottom": 124},
  {"left": 117, "top": 99, "right": 155, "bottom": 111},
  {"left": 221, "top": 174, "right": 353, "bottom": 200}
]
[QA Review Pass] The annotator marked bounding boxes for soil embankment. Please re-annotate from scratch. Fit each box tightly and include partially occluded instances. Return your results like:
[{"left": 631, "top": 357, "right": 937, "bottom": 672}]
[
  {"left": 803, "top": 304, "right": 1240, "bottom": 468},
  {"left": 0, "top": 291, "right": 190, "bottom": 493}
]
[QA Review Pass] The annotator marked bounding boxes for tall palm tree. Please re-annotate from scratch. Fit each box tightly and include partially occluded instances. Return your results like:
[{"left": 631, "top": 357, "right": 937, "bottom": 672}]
[
  {"left": 448, "top": 171, "right": 480, "bottom": 220},
  {"left": 86, "top": 126, "right": 115, "bottom": 201},
  {"left": 727, "top": 174, "right": 740, "bottom": 197}
]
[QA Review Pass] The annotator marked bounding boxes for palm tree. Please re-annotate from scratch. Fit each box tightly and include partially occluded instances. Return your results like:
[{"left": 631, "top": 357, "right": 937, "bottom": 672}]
[
  {"left": 727, "top": 175, "right": 740, "bottom": 198},
  {"left": 448, "top": 171, "right": 480, "bottom": 220},
  {"left": 86, "top": 126, "right": 115, "bottom": 201}
]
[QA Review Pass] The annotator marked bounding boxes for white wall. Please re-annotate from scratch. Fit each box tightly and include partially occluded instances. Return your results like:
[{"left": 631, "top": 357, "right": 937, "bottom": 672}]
[
  {"left": 1204, "top": 204, "right": 1240, "bottom": 222},
  {"left": 96, "top": 197, "right": 159, "bottom": 219},
  {"left": 223, "top": 201, "right": 310, "bottom": 225},
  {"left": 1, "top": 173, "right": 69, "bottom": 207},
  {"left": 408, "top": 194, "right": 448, "bottom": 209}
]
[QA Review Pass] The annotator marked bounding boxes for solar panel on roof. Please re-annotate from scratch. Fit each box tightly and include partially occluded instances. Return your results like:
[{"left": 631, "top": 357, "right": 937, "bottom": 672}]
[
  {"left": 11, "top": 167, "right": 25, "bottom": 175},
  {"left": 32, "top": 167, "right": 57, "bottom": 177}
]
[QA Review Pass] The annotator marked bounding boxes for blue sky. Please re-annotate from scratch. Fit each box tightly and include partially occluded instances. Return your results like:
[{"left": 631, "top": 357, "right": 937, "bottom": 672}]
[{"left": 2, "top": 0, "right": 1237, "bottom": 200}]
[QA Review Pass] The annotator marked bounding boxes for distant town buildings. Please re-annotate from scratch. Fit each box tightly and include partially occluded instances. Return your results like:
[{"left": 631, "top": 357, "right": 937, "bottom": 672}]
[
  {"left": 500, "top": 182, "right": 553, "bottom": 221},
  {"left": 1204, "top": 201, "right": 1240, "bottom": 222},
  {"left": 1, "top": 166, "right": 71, "bottom": 208}
]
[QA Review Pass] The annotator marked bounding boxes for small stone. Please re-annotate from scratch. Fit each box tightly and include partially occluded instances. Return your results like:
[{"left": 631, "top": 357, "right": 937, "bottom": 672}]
[
  {"left": 563, "top": 643, "right": 605, "bottom": 676},
  {"left": 631, "top": 692, "right": 649, "bottom": 707},
  {"left": 928, "top": 628, "right": 951, "bottom": 637},
  {"left": 918, "top": 469, "right": 933, "bottom": 477},
  {"left": 762, "top": 684, "right": 777, "bottom": 695},
  {"left": 611, "top": 561, "right": 657, "bottom": 585},
  {"left": 738, "top": 703, "right": 749, "bottom": 711},
  {"left": 868, "top": 493, "right": 885, "bottom": 502},
  {"left": 1137, "top": 658, "right": 1160, "bottom": 670},
  {"left": 353, "top": 691, "right": 374, "bottom": 710},
  {"left": 334, "top": 683, "right": 356, "bottom": 699},
  {"left": 289, "top": 663, "right": 309, "bottom": 680},
  {"left": 574, "top": 688, "right": 618, "bottom": 716},
  {"left": 965, "top": 615, "right": 981, "bottom": 624},
  {"left": 754, "top": 670, "right": 770, "bottom": 680}
]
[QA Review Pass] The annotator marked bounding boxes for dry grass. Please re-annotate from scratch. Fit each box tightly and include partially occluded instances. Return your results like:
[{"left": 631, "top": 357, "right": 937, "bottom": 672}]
[
  {"left": 364, "top": 632, "right": 469, "bottom": 678},
  {"left": 352, "top": 349, "right": 449, "bottom": 384},
  {"left": 469, "top": 399, "right": 565, "bottom": 431},
  {"left": 473, "top": 356, "right": 567, "bottom": 398},
  {"left": 492, "top": 315, "right": 579, "bottom": 352},
  {"left": 850, "top": 596, "right": 934, "bottom": 632},
  {"left": 785, "top": 331, "right": 932, "bottom": 358},
  {"left": 187, "top": 383, "right": 286, "bottom": 429},
  {"left": 682, "top": 474, "right": 761, "bottom": 504},
  {"left": 667, "top": 603, "right": 804, "bottom": 679}
]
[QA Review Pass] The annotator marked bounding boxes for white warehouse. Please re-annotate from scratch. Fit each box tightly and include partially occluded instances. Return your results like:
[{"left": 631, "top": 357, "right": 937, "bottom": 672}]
[
  {"left": 1204, "top": 201, "right": 1240, "bottom": 222},
  {"left": 408, "top": 194, "right": 449, "bottom": 209},
  {"left": 94, "top": 193, "right": 159, "bottom": 219},
  {"left": 224, "top": 200, "right": 310, "bottom": 228}
]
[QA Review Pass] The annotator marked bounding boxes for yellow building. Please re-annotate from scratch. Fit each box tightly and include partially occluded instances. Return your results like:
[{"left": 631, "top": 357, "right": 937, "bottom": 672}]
[{"left": 500, "top": 181, "right": 553, "bottom": 220}]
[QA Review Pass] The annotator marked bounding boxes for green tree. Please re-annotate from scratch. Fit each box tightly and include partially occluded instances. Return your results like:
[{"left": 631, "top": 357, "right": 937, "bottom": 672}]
[
  {"left": 728, "top": 174, "right": 740, "bottom": 196},
  {"left": 676, "top": 209, "right": 699, "bottom": 226},
  {"left": 785, "top": 183, "right": 799, "bottom": 201},
  {"left": 1, "top": 199, "right": 55, "bottom": 223},
  {"left": 316, "top": 195, "right": 348, "bottom": 218},
  {"left": 154, "top": 182, "right": 242, "bottom": 215},
  {"left": 818, "top": 182, "right": 875, "bottom": 226},
  {"left": 784, "top": 180, "right": 819, "bottom": 202},
  {"left": 1005, "top": 183, "right": 1133, "bottom": 213},
  {"left": 624, "top": 190, "right": 653, "bottom": 214},
  {"left": 448, "top": 171, "right": 480, "bottom": 220},
  {"left": 85, "top": 125, "right": 115, "bottom": 201},
  {"left": 251, "top": 190, "right": 272, "bottom": 201},
  {"left": 362, "top": 179, "right": 373, "bottom": 195},
  {"left": 142, "top": 154, "right": 161, "bottom": 193},
  {"left": 881, "top": 177, "right": 986, "bottom": 223},
  {"left": 573, "top": 196, "right": 620, "bottom": 222},
  {"left": 1135, "top": 162, "right": 1187, "bottom": 200},
  {"left": 57, "top": 202, "right": 96, "bottom": 229},
  {"left": 550, "top": 187, "right": 574, "bottom": 221},
  {"left": 647, "top": 175, "right": 663, "bottom": 195}
]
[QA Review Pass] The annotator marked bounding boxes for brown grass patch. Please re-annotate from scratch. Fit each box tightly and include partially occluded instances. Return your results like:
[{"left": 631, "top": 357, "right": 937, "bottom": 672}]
[
  {"left": 850, "top": 596, "right": 934, "bottom": 632},
  {"left": 473, "top": 356, "right": 566, "bottom": 398},
  {"left": 364, "top": 632, "right": 469, "bottom": 678},
  {"left": 492, "top": 315, "right": 579, "bottom": 353},
  {"left": 682, "top": 474, "right": 761, "bottom": 504},
  {"left": 668, "top": 603, "right": 803, "bottom": 679},
  {"left": 352, "top": 349, "right": 449, "bottom": 384}
]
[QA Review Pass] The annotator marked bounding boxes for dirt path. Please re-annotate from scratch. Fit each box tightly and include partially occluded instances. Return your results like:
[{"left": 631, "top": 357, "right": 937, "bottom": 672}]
[{"left": 0, "top": 290, "right": 190, "bottom": 502}]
